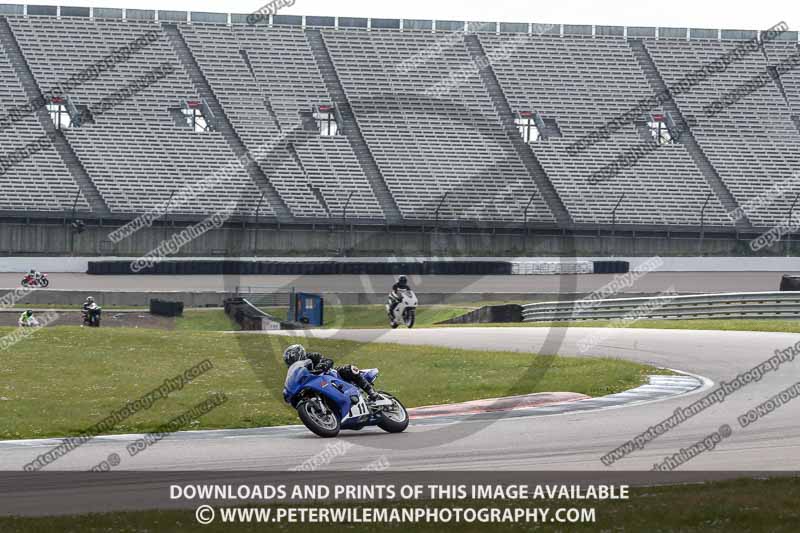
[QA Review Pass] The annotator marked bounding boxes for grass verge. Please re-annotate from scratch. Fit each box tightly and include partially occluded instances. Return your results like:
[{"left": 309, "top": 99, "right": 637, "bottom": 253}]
[
  {"left": 0, "top": 326, "right": 659, "bottom": 440},
  {"left": 32, "top": 305, "right": 800, "bottom": 336},
  {"left": 174, "top": 310, "right": 237, "bottom": 331},
  {"left": 263, "top": 304, "right": 474, "bottom": 329},
  {"left": 259, "top": 305, "right": 800, "bottom": 334}
]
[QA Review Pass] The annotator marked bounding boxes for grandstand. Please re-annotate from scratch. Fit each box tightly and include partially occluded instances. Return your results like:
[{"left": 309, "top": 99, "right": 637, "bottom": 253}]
[{"left": 0, "top": 4, "right": 798, "bottom": 250}]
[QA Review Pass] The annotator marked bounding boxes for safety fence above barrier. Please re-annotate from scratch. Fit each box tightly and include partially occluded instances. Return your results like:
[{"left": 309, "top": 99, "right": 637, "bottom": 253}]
[{"left": 522, "top": 291, "right": 800, "bottom": 322}]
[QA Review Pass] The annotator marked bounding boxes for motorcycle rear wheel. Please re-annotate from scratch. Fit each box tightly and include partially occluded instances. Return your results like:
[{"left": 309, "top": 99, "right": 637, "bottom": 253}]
[{"left": 297, "top": 399, "right": 341, "bottom": 438}]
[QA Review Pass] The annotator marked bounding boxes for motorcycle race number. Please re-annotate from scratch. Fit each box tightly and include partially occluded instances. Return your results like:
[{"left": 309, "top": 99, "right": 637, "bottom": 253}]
[{"left": 348, "top": 397, "right": 369, "bottom": 419}]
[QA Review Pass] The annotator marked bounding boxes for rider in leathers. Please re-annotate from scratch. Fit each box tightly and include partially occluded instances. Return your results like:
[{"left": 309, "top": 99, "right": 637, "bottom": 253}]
[
  {"left": 283, "top": 344, "right": 380, "bottom": 401},
  {"left": 387, "top": 275, "right": 411, "bottom": 321}
]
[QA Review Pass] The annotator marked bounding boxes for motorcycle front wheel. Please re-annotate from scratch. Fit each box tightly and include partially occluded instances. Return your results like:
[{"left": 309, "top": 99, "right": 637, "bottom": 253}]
[
  {"left": 403, "top": 308, "right": 416, "bottom": 329},
  {"left": 376, "top": 393, "right": 409, "bottom": 433},
  {"left": 297, "top": 398, "right": 340, "bottom": 438},
  {"left": 40, "top": 278, "right": 49, "bottom": 288}
]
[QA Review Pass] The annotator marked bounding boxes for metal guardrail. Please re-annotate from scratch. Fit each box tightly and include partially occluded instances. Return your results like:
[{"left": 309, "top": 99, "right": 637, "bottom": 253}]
[
  {"left": 224, "top": 297, "right": 282, "bottom": 330},
  {"left": 235, "top": 286, "right": 291, "bottom": 308},
  {"left": 522, "top": 291, "right": 800, "bottom": 322}
]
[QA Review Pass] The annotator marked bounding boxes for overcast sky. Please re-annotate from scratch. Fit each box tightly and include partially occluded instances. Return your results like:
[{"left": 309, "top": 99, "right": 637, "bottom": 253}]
[{"left": 17, "top": 0, "right": 800, "bottom": 31}]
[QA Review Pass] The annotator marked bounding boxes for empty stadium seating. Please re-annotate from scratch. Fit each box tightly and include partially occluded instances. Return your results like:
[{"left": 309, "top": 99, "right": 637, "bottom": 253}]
[
  {"left": 480, "top": 33, "right": 732, "bottom": 226},
  {"left": 644, "top": 38, "right": 800, "bottom": 227},
  {"left": 321, "top": 28, "right": 555, "bottom": 223},
  {"left": 764, "top": 42, "right": 800, "bottom": 115},
  {"left": 0, "top": 37, "right": 89, "bottom": 213},
  {"left": 178, "top": 23, "right": 384, "bottom": 219},
  {"left": 7, "top": 16, "right": 271, "bottom": 216},
  {"left": 0, "top": 8, "right": 797, "bottom": 232}
]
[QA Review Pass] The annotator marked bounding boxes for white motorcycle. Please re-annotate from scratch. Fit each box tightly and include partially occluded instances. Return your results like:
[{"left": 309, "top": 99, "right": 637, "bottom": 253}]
[{"left": 386, "top": 289, "right": 418, "bottom": 329}]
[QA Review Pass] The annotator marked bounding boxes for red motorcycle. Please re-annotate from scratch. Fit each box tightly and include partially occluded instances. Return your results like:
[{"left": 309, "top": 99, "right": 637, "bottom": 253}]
[{"left": 21, "top": 273, "right": 49, "bottom": 288}]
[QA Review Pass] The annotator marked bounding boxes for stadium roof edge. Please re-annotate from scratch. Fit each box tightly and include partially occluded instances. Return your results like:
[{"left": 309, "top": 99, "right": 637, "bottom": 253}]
[{"left": 0, "top": 3, "right": 796, "bottom": 41}]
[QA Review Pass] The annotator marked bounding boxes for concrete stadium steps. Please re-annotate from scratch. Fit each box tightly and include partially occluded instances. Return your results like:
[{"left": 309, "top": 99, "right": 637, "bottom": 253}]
[
  {"left": 0, "top": 13, "right": 797, "bottom": 233},
  {"left": 162, "top": 23, "right": 292, "bottom": 222},
  {"left": 475, "top": 33, "right": 731, "bottom": 227},
  {"left": 7, "top": 16, "right": 270, "bottom": 216},
  {"left": 0, "top": 41, "right": 89, "bottom": 212},
  {"left": 628, "top": 39, "right": 751, "bottom": 231},
  {"left": 305, "top": 28, "right": 403, "bottom": 224},
  {"left": 791, "top": 115, "right": 800, "bottom": 136},
  {"left": 176, "top": 24, "right": 382, "bottom": 220},
  {"left": 0, "top": 16, "right": 109, "bottom": 216},
  {"left": 464, "top": 34, "right": 571, "bottom": 227},
  {"left": 319, "top": 29, "right": 555, "bottom": 223},
  {"left": 633, "top": 37, "right": 800, "bottom": 229}
]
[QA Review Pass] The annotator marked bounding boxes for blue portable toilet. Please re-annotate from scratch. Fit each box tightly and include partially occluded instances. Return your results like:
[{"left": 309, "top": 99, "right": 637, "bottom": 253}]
[{"left": 290, "top": 292, "right": 324, "bottom": 326}]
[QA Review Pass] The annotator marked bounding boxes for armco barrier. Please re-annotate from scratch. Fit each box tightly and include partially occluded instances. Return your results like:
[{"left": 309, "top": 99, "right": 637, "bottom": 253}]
[
  {"left": 86, "top": 260, "right": 513, "bottom": 275},
  {"left": 523, "top": 291, "right": 800, "bottom": 322},
  {"left": 439, "top": 304, "right": 523, "bottom": 324},
  {"left": 87, "top": 259, "right": 621, "bottom": 276},
  {"left": 780, "top": 275, "right": 800, "bottom": 291},
  {"left": 593, "top": 261, "right": 630, "bottom": 274},
  {"left": 149, "top": 299, "right": 184, "bottom": 317},
  {"left": 223, "top": 298, "right": 281, "bottom": 330}
]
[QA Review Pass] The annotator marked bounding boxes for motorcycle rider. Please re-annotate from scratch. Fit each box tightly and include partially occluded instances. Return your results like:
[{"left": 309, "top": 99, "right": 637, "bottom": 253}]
[
  {"left": 18, "top": 309, "right": 38, "bottom": 327},
  {"left": 27, "top": 269, "right": 42, "bottom": 282},
  {"left": 82, "top": 296, "right": 99, "bottom": 324},
  {"left": 387, "top": 275, "right": 411, "bottom": 321},
  {"left": 82, "top": 296, "right": 95, "bottom": 314},
  {"left": 283, "top": 344, "right": 380, "bottom": 401}
]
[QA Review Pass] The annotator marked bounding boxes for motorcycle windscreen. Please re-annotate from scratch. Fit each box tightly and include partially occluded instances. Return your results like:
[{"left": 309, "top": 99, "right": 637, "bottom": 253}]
[
  {"left": 284, "top": 360, "right": 311, "bottom": 389},
  {"left": 400, "top": 289, "right": 417, "bottom": 303}
]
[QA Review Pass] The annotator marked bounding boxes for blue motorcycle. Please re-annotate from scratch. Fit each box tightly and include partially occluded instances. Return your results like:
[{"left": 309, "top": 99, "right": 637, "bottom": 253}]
[{"left": 283, "top": 362, "right": 409, "bottom": 438}]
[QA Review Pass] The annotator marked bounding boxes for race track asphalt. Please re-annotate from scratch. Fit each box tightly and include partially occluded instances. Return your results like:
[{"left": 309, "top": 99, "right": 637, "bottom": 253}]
[
  {"left": 2, "top": 327, "right": 797, "bottom": 473},
  {"left": 0, "top": 271, "right": 793, "bottom": 294}
]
